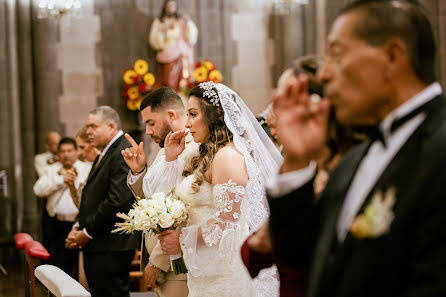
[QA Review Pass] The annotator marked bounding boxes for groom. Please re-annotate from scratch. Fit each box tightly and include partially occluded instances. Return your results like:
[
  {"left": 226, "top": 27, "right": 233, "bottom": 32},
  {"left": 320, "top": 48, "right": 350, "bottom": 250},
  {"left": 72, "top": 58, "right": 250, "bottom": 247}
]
[
  {"left": 269, "top": 1, "right": 446, "bottom": 297},
  {"left": 122, "top": 87, "right": 198, "bottom": 297}
]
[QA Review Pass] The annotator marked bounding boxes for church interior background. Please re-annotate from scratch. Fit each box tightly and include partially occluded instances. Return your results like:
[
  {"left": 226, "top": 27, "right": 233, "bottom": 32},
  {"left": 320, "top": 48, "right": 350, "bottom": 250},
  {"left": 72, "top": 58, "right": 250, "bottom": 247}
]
[{"left": 0, "top": 0, "right": 445, "bottom": 294}]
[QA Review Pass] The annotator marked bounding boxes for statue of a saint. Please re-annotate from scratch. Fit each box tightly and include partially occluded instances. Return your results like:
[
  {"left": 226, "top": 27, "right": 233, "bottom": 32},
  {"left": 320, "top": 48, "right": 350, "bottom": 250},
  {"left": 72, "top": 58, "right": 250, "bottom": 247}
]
[{"left": 149, "top": 0, "right": 198, "bottom": 91}]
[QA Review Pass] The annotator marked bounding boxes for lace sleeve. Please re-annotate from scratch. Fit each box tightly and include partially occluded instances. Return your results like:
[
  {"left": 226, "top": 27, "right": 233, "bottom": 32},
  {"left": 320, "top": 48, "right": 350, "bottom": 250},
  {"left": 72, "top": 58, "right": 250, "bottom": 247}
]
[
  {"left": 179, "top": 180, "right": 248, "bottom": 277},
  {"left": 142, "top": 155, "right": 185, "bottom": 198},
  {"left": 201, "top": 180, "right": 245, "bottom": 246}
]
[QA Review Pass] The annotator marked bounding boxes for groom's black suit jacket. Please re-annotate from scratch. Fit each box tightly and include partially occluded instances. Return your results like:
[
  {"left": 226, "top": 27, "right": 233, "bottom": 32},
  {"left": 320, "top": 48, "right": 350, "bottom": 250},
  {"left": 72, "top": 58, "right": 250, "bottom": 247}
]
[
  {"left": 79, "top": 134, "right": 141, "bottom": 252},
  {"left": 269, "top": 94, "right": 446, "bottom": 297}
]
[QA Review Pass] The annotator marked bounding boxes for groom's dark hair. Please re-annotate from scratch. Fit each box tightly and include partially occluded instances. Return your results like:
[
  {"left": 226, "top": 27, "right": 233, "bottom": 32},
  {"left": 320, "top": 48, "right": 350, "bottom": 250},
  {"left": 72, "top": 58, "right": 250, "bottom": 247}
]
[{"left": 140, "top": 87, "right": 185, "bottom": 114}]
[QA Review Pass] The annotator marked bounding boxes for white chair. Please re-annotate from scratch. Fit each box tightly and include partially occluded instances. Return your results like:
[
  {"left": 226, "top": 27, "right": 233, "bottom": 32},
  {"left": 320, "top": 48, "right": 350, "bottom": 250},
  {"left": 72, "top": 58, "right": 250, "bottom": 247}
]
[{"left": 34, "top": 264, "right": 91, "bottom": 297}]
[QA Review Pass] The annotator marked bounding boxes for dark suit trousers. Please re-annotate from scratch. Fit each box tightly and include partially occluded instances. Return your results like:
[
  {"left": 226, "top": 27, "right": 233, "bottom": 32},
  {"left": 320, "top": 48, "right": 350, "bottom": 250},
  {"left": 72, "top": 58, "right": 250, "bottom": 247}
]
[
  {"left": 48, "top": 216, "right": 78, "bottom": 278},
  {"left": 83, "top": 250, "right": 134, "bottom": 297}
]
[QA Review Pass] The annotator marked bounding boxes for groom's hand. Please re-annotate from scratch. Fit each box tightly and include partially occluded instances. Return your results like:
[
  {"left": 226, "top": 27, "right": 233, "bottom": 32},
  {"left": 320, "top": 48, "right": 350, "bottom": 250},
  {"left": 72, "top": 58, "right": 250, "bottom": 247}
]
[
  {"left": 159, "top": 229, "right": 181, "bottom": 255},
  {"left": 144, "top": 263, "right": 160, "bottom": 289},
  {"left": 164, "top": 130, "right": 188, "bottom": 162},
  {"left": 122, "top": 133, "right": 147, "bottom": 174}
]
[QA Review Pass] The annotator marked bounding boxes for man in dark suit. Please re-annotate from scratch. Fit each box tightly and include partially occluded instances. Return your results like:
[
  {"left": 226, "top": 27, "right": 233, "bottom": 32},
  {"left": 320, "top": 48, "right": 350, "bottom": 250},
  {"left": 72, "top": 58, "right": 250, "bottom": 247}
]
[
  {"left": 269, "top": 1, "right": 446, "bottom": 297},
  {"left": 66, "top": 106, "right": 140, "bottom": 297}
]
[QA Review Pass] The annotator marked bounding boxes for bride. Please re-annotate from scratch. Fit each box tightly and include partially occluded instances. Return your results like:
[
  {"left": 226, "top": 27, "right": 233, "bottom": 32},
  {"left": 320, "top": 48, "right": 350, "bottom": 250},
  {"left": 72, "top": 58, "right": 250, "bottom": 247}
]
[{"left": 143, "top": 82, "right": 283, "bottom": 297}]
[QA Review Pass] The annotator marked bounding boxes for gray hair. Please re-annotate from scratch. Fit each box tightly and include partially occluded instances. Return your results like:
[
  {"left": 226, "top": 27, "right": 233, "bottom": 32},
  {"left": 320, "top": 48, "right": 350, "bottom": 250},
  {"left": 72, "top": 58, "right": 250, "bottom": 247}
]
[{"left": 89, "top": 106, "right": 122, "bottom": 130}]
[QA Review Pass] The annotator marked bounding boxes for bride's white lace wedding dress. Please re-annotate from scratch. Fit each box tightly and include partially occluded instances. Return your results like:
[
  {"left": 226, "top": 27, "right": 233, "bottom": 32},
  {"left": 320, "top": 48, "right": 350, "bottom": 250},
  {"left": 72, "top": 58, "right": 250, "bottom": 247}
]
[
  {"left": 143, "top": 155, "right": 278, "bottom": 297},
  {"left": 177, "top": 174, "right": 253, "bottom": 297},
  {"left": 143, "top": 82, "right": 282, "bottom": 297}
]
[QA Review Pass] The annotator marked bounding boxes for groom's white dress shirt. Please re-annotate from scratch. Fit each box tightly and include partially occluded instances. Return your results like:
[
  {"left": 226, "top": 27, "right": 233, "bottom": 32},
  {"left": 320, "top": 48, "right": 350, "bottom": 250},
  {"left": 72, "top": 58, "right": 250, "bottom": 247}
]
[
  {"left": 267, "top": 82, "right": 443, "bottom": 241},
  {"left": 128, "top": 133, "right": 198, "bottom": 273}
]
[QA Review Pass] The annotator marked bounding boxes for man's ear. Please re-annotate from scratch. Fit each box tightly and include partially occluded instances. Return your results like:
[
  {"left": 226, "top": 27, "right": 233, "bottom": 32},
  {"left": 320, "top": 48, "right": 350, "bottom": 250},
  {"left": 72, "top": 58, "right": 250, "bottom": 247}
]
[
  {"left": 108, "top": 121, "right": 117, "bottom": 131},
  {"left": 383, "top": 38, "right": 408, "bottom": 75},
  {"left": 166, "top": 109, "right": 177, "bottom": 121}
]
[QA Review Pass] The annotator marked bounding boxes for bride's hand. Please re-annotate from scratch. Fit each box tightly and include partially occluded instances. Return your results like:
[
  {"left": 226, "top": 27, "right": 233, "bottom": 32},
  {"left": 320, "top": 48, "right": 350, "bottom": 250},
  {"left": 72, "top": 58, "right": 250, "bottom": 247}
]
[
  {"left": 159, "top": 229, "right": 181, "bottom": 255},
  {"left": 273, "top": 74, "right": 330, "bottom": 172},
  {"left": 164, "top": 129, "right": 188, "bottom": 162}
]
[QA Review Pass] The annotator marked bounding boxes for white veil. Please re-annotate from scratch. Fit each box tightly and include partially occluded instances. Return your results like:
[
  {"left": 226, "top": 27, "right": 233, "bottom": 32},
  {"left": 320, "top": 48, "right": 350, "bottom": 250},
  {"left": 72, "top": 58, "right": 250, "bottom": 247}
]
[
  {"left": 212, "top": 83, "right": 283, "bottom": 231},
  {"left": 210, "top": 82, "right": 283, "bottom": 297}
]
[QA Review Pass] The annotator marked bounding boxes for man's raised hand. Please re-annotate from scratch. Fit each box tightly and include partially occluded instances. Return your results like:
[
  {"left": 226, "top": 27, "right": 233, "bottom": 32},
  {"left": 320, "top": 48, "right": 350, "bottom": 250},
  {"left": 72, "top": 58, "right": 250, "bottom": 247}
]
[
  {"left": 121, "top": 133, "right": 147, "bottom": 174},
  {"left": 273, "top": 74, "right": 330, "bottom": 172},
  {"left": 164, "top": 129, "right": 188, "bottom": 162}
]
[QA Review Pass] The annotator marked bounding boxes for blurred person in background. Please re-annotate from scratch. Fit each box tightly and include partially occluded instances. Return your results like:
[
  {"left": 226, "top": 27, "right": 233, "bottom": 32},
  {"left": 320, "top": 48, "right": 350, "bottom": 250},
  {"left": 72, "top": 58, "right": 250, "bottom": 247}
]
[{"left": 33, "top": 137, "right": 91, "bottom": 277}]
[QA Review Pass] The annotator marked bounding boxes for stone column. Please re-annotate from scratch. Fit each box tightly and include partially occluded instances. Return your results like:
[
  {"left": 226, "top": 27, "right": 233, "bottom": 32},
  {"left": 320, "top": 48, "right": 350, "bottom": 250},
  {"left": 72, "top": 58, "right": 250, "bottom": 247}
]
[
  {"left": 0, "top": 0, "right": 23, "bottom": 240},
  {"left": 230, "top": 0, "right": 273, "bottom": 115},
  {"left": 56, "top": 3, "right": 101, "bottom": 136},
  {"left": 17, "top": 0, "right": 39, "bottom": 237}
]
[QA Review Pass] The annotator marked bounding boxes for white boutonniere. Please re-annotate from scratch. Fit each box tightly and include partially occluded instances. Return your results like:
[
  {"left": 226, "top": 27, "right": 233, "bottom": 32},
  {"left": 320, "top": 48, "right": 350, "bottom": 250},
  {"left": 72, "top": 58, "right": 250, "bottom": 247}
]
[{"left": 349, "top": 186, "right": 396, "bottom": 239}]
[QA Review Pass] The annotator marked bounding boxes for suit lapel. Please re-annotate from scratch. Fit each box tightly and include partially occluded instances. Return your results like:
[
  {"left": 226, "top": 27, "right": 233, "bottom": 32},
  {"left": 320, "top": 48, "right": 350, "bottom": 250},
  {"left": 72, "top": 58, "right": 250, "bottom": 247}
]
[
  {"left": 87, "top": 155, "right": 101, "bottom": 181},
  {"left": 85, "top": 135, "right": 123, "bottom": 185},
  {"left": 342, "top": 94, "right": 446, "bottom": 246},
  {"left": 308, "top": 141, "right": 371, "bottom": 297}
]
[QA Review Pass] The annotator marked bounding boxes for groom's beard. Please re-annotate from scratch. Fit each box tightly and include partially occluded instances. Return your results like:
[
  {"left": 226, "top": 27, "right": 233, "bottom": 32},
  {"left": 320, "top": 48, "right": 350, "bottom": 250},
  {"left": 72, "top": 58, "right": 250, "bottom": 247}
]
[{"left": 156, "top": 124, "right": 173, "bottom": 148}]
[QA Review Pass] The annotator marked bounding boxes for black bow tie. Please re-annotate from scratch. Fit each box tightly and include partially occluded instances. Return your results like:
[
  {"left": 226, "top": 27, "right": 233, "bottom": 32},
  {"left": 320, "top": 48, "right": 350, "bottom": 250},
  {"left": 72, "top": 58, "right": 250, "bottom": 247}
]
[{"left": 355, "top": 98, "right": 438, "bottom": 147}]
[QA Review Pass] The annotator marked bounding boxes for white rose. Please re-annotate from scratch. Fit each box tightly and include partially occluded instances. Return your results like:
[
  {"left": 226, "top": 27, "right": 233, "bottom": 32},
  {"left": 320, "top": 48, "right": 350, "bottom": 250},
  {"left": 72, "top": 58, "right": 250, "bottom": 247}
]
[
  {"left": 152, "top": 199, "right": 166, "bottom": 213},
  {"left": 128, "top": 208, "right": 138, "bottom": 219},
  {"left": 146, "top": 207, "right": 157, "bottom": 217},
  {"left": 138, "top": 199, "right": 152, "bottom": 209},
  {"left": 151, "top": 192, "right": 165, "bottom": 201},
  {"left": 165, "top": 197, "right": 173, "bottom": 209},
  {"left": 133, "top": 211, "right": 147, "bottom": 230},
  {"left": 158, "top": 212, "right": 175, "bottom": 229},
  {"left": 150, "top": 216, "right": 159, "bottom": 226},
  {"left": 170, "top": 200, "right": 185, "bottom": 220}
]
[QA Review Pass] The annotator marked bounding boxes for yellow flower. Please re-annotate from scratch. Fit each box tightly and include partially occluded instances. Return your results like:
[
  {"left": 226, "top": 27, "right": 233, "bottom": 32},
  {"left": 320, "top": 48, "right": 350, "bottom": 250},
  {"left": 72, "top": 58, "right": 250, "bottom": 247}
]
[
  {"left": 134, "top": 59, "right": 149, "bottom": 75},
  {"left": 127, "top": 86, "right": 139, "bottom": 100},
  {"left": 349, "top": 214, "right": 372, "bottom": 238},
  {"left": 209, "top": 70, "right": 222, "bottom": 83},
  {"left": 144, "top": 73, "right": 155, "bottom": 86},
  {"left": 127, "top": 100, "right": 139, "bottom": 111},
  {"left": 193, "top": 66, "right": 208, "bottom": 83},
  {"left": 136, "top": 99, "right": 143, "bottom": 110},
  {"left": 123, "top": 70, "right": 138, "bottom": 85},
  {"left": 203, "top": 60, "right": 214, "bottom": 70}
]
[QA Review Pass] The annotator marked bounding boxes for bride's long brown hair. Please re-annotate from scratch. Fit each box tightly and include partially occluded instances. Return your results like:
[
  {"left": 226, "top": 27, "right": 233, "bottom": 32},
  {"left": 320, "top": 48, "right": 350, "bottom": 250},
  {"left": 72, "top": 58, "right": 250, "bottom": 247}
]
[{"left": 182, "top": 85, "right": 233, "bottom": 192}]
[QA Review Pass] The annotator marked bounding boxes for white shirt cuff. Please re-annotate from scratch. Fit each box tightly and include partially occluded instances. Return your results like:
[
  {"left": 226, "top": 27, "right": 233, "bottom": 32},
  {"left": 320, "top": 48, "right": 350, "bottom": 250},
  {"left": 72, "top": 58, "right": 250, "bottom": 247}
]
[
  {"left": 266, "top": 161, "right": 317, "bottom": 198},
  {"left": 82, "top": 228, "right": 93, "bottom": 239},
  {"left": 128, "top": 167, "right": 147, "bottom": 184},
  {"left": 72, "top": 221, "right": 79, "bottom": 228}
]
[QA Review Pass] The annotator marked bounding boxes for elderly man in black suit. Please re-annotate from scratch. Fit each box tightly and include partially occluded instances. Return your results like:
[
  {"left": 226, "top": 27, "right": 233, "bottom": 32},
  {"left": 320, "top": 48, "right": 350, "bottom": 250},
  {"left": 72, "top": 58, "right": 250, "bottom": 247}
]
[
  {"left": 268, "top": 1, "right": 446, "bottom": 297},
  {"left": 66, "top": 106, "right": 140, "bottom": 297}
]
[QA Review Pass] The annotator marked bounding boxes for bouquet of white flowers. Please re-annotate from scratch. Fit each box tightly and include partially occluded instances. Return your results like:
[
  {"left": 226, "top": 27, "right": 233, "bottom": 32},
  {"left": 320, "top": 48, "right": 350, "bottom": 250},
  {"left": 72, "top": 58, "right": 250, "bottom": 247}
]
[{"left": 113, "top": 189, "right": 188, "bottom": 274}]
